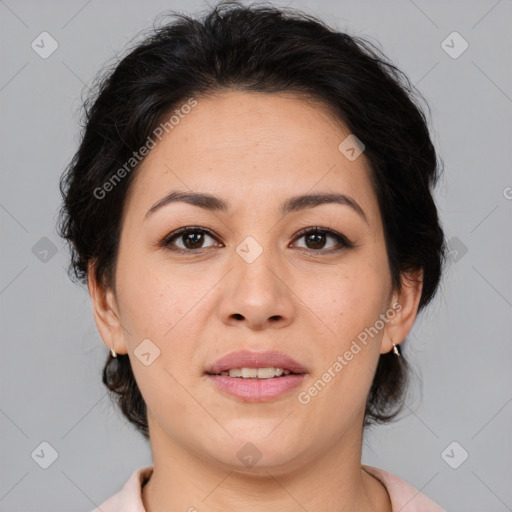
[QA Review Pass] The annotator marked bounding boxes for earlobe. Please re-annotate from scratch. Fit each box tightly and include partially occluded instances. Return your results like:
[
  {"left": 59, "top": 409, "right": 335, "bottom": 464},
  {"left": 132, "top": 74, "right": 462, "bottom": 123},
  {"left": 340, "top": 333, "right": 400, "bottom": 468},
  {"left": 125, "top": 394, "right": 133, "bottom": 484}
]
[
  {"left": 380, "top": 269, "right": 423, "bottom": 354},
  {"left": 87, "top": 261, "right": 128, "bottom": 356}
]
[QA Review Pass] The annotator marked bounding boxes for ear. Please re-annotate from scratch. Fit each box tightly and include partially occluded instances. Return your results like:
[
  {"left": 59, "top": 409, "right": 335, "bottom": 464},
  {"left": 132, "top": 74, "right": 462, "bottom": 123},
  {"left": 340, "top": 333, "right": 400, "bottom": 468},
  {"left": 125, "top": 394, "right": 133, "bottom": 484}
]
[
  {"left": 380, "top": 269, "right": 423, "bottom": 354},
  {"left": 87, "top": 260, "right": 128, "bottom": 356}
]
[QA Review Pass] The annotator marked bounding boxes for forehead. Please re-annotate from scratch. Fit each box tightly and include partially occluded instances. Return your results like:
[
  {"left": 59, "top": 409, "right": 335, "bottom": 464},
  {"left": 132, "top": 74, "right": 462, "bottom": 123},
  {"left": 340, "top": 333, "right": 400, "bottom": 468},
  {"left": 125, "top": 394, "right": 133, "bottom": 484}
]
[{"left": 123, "top": 90, "right": 379, "bottom": 224}]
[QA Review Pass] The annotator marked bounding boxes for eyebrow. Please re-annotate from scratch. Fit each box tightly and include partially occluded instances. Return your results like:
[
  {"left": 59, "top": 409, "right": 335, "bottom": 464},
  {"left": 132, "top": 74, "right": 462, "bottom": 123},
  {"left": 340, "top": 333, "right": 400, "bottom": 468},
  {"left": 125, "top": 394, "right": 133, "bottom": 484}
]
[{"left": 145, "top": 190, "right": 368, "bottom": 224}]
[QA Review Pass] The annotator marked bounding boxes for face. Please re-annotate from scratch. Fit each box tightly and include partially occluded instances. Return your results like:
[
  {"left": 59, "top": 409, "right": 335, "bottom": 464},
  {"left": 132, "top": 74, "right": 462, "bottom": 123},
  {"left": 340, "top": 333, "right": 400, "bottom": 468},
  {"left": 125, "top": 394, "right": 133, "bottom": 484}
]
[{"left": 90, "top": 90, "right": 420, "bottom": 472}]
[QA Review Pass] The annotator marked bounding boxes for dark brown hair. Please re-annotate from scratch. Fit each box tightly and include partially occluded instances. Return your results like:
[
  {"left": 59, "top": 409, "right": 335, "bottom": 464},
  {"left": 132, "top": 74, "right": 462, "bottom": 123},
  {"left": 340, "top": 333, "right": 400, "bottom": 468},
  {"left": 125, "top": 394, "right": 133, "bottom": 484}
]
[{"left": 57, "top": 0, "right": 447, "bottom": 439}]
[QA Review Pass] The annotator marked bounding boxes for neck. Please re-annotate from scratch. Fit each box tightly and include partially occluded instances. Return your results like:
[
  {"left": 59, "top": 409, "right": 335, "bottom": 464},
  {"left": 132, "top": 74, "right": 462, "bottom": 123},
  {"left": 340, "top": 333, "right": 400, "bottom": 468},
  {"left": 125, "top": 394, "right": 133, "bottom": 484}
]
[{"left": 141, "top": 419, "right": 391, "bottom": 512}]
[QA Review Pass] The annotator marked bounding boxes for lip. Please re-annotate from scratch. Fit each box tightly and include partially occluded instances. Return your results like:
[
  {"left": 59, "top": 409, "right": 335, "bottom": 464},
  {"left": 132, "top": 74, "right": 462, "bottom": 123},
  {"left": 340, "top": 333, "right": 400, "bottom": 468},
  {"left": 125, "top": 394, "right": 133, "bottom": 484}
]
[
  {"left": 206, "top": 373, "right": 307, "bottom": 402},
  {"left": 204, "top": 349, "right": 308, "bottom": 375},
  {"left": 204, "top": 350, "right": 308, "bottom": 403}
]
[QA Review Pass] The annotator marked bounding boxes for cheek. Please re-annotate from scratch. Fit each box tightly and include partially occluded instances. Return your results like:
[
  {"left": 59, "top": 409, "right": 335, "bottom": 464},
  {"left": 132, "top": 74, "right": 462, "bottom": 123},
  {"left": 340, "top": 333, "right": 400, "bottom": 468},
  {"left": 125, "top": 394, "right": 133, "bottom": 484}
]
[
  {"left": 114, "top": 239, "right": 187, "bottom": 336},
  {"left": 114, "top": 251, "right": 209, "bottom": 370},
  {"left": 305, "top": 261, "right": 390, "bottom": 343},
  {"left": 115, "top": 272, "right": 170, "bottom": 340},
  {"left": 114, "top": 264, "right": 200, "bottom": 415},
  {"left": 300, "top": 273, "right": 386, "bottom": 420},
  {"left": 301, "top": 255, "right": 390, "bottom": 414}
]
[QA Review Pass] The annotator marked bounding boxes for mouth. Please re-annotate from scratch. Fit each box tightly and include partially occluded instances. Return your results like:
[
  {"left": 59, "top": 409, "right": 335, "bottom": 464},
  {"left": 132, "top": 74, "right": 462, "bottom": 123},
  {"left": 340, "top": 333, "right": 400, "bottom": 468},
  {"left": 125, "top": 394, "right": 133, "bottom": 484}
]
[
  {"left": 204, "top": 349, "right": 308, "bottom": 375},
  {"left": 204, "top": 350, "right": 308, "bottom": 402},
  {"left": 205, "top": 367, "right": 304, "bottom": 378}
]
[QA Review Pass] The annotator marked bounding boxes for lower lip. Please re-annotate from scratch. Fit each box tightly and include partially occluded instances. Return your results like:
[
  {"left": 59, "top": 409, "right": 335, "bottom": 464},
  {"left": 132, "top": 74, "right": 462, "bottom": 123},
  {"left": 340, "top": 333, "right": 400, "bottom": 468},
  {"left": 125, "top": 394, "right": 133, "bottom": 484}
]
[{"left": 206, "top": 374, "right": 307, "bottom": 402}]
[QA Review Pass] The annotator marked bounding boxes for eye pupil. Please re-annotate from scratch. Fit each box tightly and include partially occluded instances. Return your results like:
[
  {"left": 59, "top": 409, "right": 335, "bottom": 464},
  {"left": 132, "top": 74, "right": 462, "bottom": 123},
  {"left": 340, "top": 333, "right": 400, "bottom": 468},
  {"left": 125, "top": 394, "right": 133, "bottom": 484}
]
[
  {"left": 306, "top": 232, "right": 325, "bottom": 249},
  {"left": 184, "top": 232, "right": 204, "bottom": 249}
]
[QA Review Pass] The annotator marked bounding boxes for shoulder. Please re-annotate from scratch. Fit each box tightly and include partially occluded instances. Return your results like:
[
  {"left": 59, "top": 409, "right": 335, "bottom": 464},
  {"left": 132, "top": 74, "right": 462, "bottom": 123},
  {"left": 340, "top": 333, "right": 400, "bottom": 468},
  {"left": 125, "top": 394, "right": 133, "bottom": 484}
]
[
  {"left": 90, "top": 466, "right": 153, "bottom": 512},
  {"left": 362, "top": 465, "right": 445, "bottom": 512}
]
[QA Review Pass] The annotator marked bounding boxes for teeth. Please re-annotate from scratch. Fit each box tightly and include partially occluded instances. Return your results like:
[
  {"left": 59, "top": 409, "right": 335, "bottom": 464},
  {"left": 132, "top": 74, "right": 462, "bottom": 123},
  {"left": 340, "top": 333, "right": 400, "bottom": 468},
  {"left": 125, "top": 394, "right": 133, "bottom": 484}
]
[{"left": 218, "top": 367, "right": 292, "bottom": 378}]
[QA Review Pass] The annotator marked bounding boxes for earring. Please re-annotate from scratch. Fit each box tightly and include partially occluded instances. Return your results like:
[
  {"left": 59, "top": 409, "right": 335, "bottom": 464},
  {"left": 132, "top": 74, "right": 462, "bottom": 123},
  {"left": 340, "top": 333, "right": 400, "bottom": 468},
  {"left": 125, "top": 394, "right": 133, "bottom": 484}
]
[
  {"left": 110, "top": 346, "right": 117, "bottom": 358},
  {"left": 392, "top": 343, "right": 401, "bottom": 357}
]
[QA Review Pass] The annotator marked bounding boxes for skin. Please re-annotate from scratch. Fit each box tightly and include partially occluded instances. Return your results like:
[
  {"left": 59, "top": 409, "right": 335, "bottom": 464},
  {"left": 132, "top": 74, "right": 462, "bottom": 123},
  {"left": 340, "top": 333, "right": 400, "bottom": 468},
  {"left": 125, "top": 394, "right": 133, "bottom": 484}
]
[{"left": 88, "top": 90, "right": 422, "bottom": 512}]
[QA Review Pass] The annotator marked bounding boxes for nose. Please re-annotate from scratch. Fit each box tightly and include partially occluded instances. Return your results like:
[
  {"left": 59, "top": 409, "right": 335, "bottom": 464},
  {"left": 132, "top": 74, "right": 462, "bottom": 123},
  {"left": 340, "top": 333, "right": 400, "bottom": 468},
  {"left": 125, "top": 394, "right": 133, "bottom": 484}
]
[{"left": 216, "top": 242, "right": 296, "bottom": 330}]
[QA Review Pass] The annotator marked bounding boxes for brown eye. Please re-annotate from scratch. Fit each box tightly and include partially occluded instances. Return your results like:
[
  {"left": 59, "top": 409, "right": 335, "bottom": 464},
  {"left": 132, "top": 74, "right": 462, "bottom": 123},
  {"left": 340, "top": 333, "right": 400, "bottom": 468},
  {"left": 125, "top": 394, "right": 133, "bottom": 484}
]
[
  {"left": 180, "top": 231, "right": 207, "bottom": 249},
  {"left": 292, "top": 227, "right": 354, "bottom": 253},
  {"left": 161, "top": 227, "right": 222, "bottom": 253},
  {"left": 161, "top": 226, "right": 353, "bottom": 255},
  {"left": 304, "top": 231, "right": 327, "bottom": 250}
]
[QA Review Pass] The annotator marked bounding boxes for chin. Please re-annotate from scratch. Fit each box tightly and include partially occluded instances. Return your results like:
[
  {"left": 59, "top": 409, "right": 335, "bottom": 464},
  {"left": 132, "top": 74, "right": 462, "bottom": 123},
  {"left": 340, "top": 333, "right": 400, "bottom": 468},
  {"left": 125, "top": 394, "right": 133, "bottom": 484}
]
[{"left": 205, "top": 429, "right": 303, "bottom": 470}]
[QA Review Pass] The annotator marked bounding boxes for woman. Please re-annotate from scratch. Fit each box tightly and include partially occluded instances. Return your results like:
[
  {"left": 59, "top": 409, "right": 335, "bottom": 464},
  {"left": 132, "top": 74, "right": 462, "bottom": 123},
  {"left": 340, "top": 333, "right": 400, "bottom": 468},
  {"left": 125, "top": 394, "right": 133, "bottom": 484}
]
[{"left": 58, "top": 1, "right": 447, "bottom": 510}]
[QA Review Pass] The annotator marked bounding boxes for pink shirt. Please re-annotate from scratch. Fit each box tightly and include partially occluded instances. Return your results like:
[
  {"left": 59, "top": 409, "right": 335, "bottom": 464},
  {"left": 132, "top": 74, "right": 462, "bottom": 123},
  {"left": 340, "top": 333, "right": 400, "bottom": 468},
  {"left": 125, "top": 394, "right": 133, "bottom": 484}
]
[{"left": 91, "top": 464, "right": 445, "bottom": 511}]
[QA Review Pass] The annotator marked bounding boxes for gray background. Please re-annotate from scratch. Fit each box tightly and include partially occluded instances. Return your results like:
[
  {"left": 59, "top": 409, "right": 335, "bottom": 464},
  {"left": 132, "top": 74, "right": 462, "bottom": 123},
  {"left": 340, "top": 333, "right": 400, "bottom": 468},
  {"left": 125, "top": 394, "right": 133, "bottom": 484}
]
[{"left": 1, "top": 0, "right": 511, "bottom": 510}]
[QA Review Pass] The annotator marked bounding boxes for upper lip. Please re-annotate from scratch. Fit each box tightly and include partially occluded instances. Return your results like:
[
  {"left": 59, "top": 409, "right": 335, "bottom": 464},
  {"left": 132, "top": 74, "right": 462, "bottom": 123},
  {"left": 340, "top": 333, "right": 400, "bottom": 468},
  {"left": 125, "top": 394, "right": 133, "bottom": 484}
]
[{"left": 205, "top": 350, "right": 308, "bottom": 375}]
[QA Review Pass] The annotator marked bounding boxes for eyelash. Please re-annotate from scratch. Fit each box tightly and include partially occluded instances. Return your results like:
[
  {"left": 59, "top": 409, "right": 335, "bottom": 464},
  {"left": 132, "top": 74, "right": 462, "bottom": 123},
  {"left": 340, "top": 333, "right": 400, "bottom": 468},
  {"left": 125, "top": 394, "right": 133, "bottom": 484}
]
[{"left": 159, "top": 226, "right": 355, "bottom": 255}]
